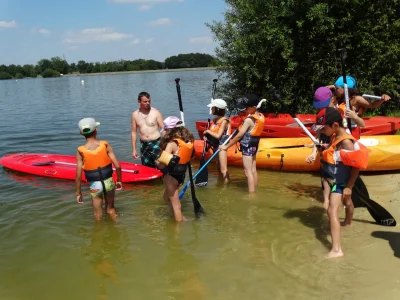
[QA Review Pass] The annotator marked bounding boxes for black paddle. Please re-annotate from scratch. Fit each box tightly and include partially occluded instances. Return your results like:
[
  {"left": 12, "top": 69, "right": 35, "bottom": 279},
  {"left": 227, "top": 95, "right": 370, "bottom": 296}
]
[
  {"left": 195, "top": 79, "right": 218, "bottom": 187},
  {"left": 269, "top": 88, "right": 396, "bottom": 227},
  {"left": 338, "top": 48, "right": 353, "bottom": 133},
  {"left": 195, "top": 118, "right": 210, "bottom": 187},
  {"left": 174, "top": 78, "right": 205, "bottom": 216}
]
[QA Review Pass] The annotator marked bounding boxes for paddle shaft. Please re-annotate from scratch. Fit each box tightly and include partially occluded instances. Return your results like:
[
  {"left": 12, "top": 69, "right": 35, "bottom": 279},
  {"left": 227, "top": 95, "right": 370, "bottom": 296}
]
[
  {"left": 35, "top": 161, "right": 139, "bottom": 174},
  {"left": 179, "top": 129, "right": 238, "bottom": 199},
  {"left": 339, "top": 49, "right": 352, "bottom": 133},
  {"left": 175, "top": 78, "right": 185, "bottom": 126}
]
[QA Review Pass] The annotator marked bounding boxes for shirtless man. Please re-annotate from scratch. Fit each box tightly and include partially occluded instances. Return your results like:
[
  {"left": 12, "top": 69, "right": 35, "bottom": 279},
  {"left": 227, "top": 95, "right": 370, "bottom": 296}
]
[{"left": 131, "top": 92, "right": 164, "bottom": 168}]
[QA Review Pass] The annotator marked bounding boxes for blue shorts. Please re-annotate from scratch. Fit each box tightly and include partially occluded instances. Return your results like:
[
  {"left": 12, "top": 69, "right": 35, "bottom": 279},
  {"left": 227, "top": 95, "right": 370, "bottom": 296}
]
[
  {"left": 331, "top": 184, "right": 346, "bottom": 194},
  {"left": 241, "top": 145, "right": 258, "bottom": 156}
]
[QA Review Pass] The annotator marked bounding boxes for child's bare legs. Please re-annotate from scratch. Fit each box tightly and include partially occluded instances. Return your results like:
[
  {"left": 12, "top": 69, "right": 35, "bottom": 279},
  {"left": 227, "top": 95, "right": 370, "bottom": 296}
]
[
  {"left": 322, "top": 179, "right": 330, "bottom": 210},
  {"left": 242, "top": 155, "right": 257, "bottom": 193},
  {"left": 104, "top": 190, "right": 117, "bottom": 222},
  {"left": 164, "top": 175, "right": 184, "bottom": 222},
  {"left": 342, "top": 196, "right": 354, "bottom": 227},
  {"left": 218, "top": 150, "right": 230, "bottom": 184},
  {"left": 327, "top": 192, "right": 344, "bottom": 258},
  {"left": 252, "top": 156, "right": 258, "bottom": 188},
  {"left": 92, "top": 196, "right": 103, "bottom": 221}
]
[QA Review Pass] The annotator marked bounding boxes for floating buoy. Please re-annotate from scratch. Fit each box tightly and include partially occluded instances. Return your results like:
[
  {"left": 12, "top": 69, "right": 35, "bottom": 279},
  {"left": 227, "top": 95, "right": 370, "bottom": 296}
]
[{"left": 81, "top": 80, "right": 84, "bottom": 85}]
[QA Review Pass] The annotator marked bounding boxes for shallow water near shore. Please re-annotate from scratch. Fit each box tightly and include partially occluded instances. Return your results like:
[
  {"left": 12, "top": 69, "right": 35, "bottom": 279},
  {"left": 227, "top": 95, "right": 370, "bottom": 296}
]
[{"left": 1, "top": 71, "right": 400, "bottom": 300}]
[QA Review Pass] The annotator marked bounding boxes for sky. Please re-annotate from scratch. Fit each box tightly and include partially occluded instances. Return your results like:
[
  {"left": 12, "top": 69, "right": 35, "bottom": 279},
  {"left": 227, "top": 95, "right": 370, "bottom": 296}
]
[{"left": 0, "top": 0, "right": 227, "bottom": 65}]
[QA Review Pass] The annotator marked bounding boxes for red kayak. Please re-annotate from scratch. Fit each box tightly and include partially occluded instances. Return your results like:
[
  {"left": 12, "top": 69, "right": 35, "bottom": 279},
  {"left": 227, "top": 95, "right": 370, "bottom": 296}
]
[
  {"left": 196, "top": 113, "right": 400, "bottom": 138},
  {"left": 0, "top": 153, "right": 163, "bottom": 183}
]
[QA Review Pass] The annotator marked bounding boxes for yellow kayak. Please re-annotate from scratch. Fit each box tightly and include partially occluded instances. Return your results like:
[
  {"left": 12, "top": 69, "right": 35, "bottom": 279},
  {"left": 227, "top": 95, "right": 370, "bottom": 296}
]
[{"left": 194, "top": 135, "right": 400, "bottom": 172}]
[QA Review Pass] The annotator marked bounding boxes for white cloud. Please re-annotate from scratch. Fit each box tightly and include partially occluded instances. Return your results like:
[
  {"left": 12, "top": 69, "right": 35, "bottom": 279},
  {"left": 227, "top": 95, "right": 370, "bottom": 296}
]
[
  {"left": 111, "top": 0, "right": 183, "bottom": 3},
  {"left": 38, "top": 28, "right": 51, "bottom": 36},
  {"left": 130, "top": 38, "right": 141, "bottom": 44},
  {"left": 189, "top": 36, "right": 213, "bottom": 44},
  {"left": 63, "top": 28, "right": 133, "bottom": 43},
  {"left": 149, "top": 18, "right": 171, "bottom": 26},
  {"left": 138, "top": 4, "right": 151, "bottom": 10},
  {"left": 144, "top": 38, "right": 154, "bottom": 44},
  {"left": 0, "top": 20, "right": 17, "bottom": 28}
]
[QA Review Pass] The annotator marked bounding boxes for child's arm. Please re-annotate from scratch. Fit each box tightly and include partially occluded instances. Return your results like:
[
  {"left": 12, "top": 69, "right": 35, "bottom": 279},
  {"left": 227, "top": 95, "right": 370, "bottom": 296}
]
[
  {"left": 106, "top": 143, "right": 122, "bottom": 189},
  {"left": 341, "top": 139, "right": 360, "bottom": 201},
  {"left": 75, "top": 150, "right": 84, "bottom": 204},
  {"left": 345, "top": 109, "right": 365, "bottom": 127},
  {"left": 204, "top": 119, "right": 229, "bottom": 139},
  {"left": 156, "top": 141, "right": 178, "bottom": 169},
  {"left": 219, "top": 118, "right": 252, "bottom": 151}
]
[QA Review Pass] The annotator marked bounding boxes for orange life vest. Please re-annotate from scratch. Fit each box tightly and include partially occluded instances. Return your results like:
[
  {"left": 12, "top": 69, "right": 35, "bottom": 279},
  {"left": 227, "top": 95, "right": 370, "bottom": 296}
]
[
  {"left": 321, "top": 134, "right": 368, "bottom": 184},
  {"left": 239, "top": 112, "right": 265, "bottom": 147},
  {"left": 78, "top": 141, "right": 113, "bottom": 181},
  {"left": 168, "top": 139, "right": 194, "bottom": 175},
  {"left": 205, "top": 117, "right": 229, "bottom": 146}
]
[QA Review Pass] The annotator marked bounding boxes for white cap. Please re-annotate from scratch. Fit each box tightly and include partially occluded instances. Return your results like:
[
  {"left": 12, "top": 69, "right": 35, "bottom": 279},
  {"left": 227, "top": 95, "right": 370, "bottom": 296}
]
[
  {"left": 207, "top": 98, "right": 227, "bottom": 110},
  {"left": 78, "top": 117, "right": 100, "bottom": 135}
]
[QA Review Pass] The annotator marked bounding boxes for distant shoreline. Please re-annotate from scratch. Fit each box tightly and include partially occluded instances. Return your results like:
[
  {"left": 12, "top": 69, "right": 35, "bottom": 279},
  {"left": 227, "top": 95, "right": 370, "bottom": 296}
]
[{"left": 62, "top": 67, "right": 217, "bottom": 77}]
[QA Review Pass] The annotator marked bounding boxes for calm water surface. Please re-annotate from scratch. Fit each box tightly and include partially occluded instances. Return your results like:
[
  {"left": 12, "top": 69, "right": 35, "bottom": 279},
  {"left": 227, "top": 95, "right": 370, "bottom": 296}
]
[{"left": 1, "top": 70, "right": 400, "bottom": 300}]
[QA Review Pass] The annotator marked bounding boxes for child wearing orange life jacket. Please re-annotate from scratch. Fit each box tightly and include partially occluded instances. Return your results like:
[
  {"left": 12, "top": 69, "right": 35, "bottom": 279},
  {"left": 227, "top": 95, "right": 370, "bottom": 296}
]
[
  {"left": 203, "top": 99, "right": 230, "bottom": 184},
  {"left": 314, "top": 107, "right": 368, "bottom": 258},
  {"left": 326, "top": 76, "right": 391, "bottom": 140},
  {"left": 219, "top": 94, "right": 265, "bottom": 193},
  {"left": 75, "top": 118, "right": 122, "bottom": 221},
  {"left": 306, "top": 87, "right": 365, "bottom": 210},
  {"left": 158, "top": 116, "right": 195, "bottom": 222}
]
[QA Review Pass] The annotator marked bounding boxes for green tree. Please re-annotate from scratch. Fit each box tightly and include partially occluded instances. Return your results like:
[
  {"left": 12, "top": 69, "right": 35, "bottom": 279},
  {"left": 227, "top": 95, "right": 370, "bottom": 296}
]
[
  {"left": 36, "top": 59, "right": 53, "bottom": 74},
  {"left": 208, "top": 0, "right": 400, "bottom": 114},
  {"left": 42, "top": 69, "right": 61, "bottom": 78},
  {"left": 0, "top": 72, "right": 12, "bottom": 80},
  {"left": 50, "top": 57, "right": 69, "bottom": 74}
]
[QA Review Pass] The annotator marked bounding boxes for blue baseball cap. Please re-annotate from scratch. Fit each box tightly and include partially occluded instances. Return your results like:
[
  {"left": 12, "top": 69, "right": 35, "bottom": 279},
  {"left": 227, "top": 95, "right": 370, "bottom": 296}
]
[{"left": 335, "top": 76, "right": 356, "bottom": 88}]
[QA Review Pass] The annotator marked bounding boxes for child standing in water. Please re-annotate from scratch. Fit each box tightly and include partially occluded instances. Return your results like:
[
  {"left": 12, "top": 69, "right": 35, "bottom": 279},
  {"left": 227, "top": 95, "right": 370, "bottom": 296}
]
[
  {"left": 306, "top": 87, "right": 364, "bottom": 210},
  {"left": 75, "top": 118, "right": 122, "bottom": 221},
  {"left": 158, "top": 116, "right": 195, "bottom": 222},
  {"left": 219, "top": 94, "right": 265, "bottom": 193},
  {"left": 313, "top": 107, "right": 368, "bottom": 258},
  {"left": 203, "top": 99, "right": 230, "bottom": 184}
]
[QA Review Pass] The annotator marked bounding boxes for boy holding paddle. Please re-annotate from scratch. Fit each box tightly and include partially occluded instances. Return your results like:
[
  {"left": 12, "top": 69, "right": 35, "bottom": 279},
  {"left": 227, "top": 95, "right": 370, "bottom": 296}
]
[{"left": 219, "top": 94, "right": 265, "bottom": 193}]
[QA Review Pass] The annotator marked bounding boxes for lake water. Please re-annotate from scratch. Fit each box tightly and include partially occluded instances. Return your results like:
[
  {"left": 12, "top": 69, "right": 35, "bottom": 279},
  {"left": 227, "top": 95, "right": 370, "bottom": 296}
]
[{"left": 1, "top": 70, "right": 400, "bottom": 300}]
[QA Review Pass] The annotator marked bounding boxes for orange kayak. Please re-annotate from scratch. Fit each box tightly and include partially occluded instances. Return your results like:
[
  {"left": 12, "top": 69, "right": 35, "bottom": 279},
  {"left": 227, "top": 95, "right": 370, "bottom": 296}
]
[
  {"left": 196, "top": 114, "right": 400, "bottom": 139},
  {"left": 193, "top": 135, "right": 400, "bottom": 172}
]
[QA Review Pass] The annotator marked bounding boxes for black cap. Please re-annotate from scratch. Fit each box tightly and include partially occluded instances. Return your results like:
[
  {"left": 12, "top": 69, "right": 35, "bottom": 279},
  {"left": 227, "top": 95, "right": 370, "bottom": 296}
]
[{"left": 237, "top": 94, "right": 259, "bottom": 111}]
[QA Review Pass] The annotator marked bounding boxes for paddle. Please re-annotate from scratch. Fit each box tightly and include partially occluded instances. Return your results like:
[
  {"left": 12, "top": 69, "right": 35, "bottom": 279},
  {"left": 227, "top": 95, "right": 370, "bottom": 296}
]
[
  {"left": 362, "top": 94, "right": 400, "bottom": 103},
  {"left": 32, "top": 161, "right": 139, "bottom": 174},
  {"left": 338, "top": 48, "right": 353, "bottom": 133},
  {"left": 269, "top": 88, "right": 396, "bottom": 226},
  {"left": 179, "top": 128, "right": 238, "bottom": 200},
  {"left": 175, "top": 78, "right": 185, "bottom": 126},
  {"left": 174, "top": 78, "right": 204, "bottom": 216},
  {"left": 195, "top": 118, "right": 210, "bottom": 187},
  {"left": 196, "top": 79, "right": 218, "bottom": 187}
]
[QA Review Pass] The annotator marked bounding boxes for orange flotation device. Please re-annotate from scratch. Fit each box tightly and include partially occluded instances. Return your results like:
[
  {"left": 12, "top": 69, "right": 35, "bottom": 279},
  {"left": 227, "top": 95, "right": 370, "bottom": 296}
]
[
  {"left": 167, "top": 139, "right": 194, "bottom": 175},
  {"left": 78, "top": 141, "right": 113, "bottom": 181}
]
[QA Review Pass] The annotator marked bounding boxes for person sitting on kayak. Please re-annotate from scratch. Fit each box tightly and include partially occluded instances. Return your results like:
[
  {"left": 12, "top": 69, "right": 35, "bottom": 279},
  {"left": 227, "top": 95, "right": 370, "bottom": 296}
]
[
  {"left": 203, "top": 99, "right": 230, "bottom": 184},
  {"left": 313, "top": 107, "right": 368, "bottom": 258},
  {"left": 158, "top": 116, "right": 195, "bottom": 222},
  {"left": 219, "top": 94, "right": 265, "bottom": 193},
  {"left": 75, "top": 118, "right": 122, "bottom": 221},
  {"left": 306, "top": 86, "right": 365, "bottom": 210},
  {"left": 326, "top": 76, "right": 391, "bottom": 140}
]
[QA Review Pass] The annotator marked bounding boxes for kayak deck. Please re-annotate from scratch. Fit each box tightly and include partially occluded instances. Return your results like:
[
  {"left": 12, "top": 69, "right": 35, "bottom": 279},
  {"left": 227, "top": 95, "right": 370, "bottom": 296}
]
[{"left": 0, "top": 153, "right": 163, "bottom": 183}]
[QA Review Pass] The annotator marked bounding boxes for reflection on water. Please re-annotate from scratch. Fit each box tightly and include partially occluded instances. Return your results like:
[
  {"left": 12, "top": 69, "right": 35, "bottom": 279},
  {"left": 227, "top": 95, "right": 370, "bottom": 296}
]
[{"left": 1, "top": 72, "right": 400, "bottom": 300}]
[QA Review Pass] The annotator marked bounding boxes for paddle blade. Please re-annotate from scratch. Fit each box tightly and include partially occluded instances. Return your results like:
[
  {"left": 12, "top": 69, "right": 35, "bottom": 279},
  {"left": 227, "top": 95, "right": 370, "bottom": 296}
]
[
  {"left": 195, "top": 157, "right": 208, "bottom": 187},
  {"left": 352, "top": 181, "right": 396, "bottom": 227}
]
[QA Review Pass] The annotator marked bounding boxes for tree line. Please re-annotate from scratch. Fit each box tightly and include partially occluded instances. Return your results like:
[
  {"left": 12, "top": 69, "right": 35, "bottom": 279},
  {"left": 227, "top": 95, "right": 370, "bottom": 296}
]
[
  {"left": 208, "top": 0, "right": 400, "bottom": 115},
  {"left": 0, "top": 53, "right": 220, "bottom": 80}
]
